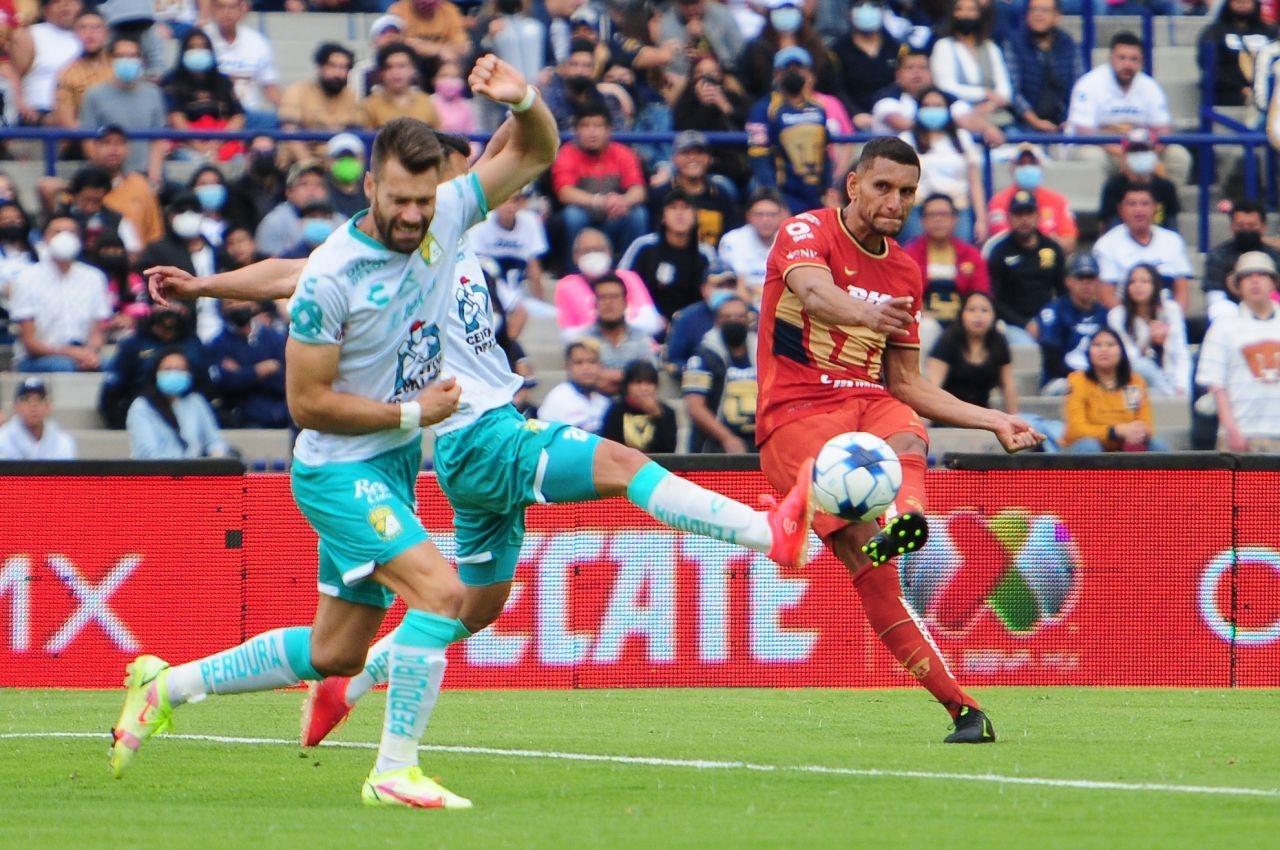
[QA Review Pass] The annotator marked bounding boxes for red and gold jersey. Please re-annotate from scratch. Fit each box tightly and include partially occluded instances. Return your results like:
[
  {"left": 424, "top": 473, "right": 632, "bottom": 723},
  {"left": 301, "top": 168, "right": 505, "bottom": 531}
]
[{"left": 756, "top": 207, "right": 925, "bottom": 440}]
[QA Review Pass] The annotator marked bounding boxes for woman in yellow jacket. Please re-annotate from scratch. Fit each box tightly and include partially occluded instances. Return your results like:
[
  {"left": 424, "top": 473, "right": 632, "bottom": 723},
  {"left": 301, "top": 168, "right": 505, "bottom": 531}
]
[{"left": 1063, "top": 328, "right": 1171, "bottom": 452}]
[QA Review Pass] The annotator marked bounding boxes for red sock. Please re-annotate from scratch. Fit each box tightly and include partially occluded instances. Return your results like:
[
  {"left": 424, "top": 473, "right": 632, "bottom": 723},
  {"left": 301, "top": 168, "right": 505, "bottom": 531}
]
[
  {"left": 893, "top": 452, "right": 927, "bottom": 518},
  {"left": 853, "top": 562, "right": 978, "bottom": 718}
]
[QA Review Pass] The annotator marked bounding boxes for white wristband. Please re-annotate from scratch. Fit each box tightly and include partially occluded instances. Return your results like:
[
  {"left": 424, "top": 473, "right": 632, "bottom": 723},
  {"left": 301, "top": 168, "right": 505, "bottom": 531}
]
[
  {"left": 399, "top": 401, "right": 422, "bottom": 430},
  {"left": 509, "top": 85, "right": 537, "bottom": 114}
]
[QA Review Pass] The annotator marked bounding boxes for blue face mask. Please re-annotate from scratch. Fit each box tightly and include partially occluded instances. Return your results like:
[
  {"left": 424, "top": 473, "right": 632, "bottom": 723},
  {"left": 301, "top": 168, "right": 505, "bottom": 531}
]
[
  {"left": 156, "top": 369, "right": 192, "bottom": 397},
  {"left": 770, "top": 6, "right": 803, "bottom": 32},
  {"left": 114, "top": 57, "right": 143, "bottom": 83},
  {"left": 303, "top": 218, "right": 335, "bottom": 245},
  {"left": 1014, "top": 164, "right": 1042, "bottom": 191},
  {"left": 182, "top": 48, "right": 215, "bottom": 73},
  {"left": 917, "top": 105, "right": 949, "bottom": 130},
  {"left": 851, "top": 4, "right": 883, "bottom": 32},
  {"left": 194, "top": 183, "right": 227, "bottom": 211}
]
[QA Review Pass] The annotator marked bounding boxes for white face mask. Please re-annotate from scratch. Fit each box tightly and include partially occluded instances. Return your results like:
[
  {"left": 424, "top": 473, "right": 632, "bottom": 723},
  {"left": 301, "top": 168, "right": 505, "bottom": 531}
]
[
  {"left": 47, "top": 230, "right": 81, "bottom": 262},
  {"left": 172, "top": 211, "right": 205, "bottom": 239},
  {"left": 1127, "top": 150, "right": 1158, "bottom": 176},
  {"left": 578, "top": 250, "right": 611, "bottom": 279}
]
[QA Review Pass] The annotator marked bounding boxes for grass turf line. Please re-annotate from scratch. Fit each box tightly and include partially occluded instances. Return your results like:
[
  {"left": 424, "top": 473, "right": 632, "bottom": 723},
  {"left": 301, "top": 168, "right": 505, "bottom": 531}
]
[{"left": 2, "top": 687, "right": 1276, "bottom": 850}]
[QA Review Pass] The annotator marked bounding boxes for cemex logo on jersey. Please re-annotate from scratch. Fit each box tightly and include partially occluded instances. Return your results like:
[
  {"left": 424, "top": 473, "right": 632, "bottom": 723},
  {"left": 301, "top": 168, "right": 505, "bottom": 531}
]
[
  {"left": 456, "top": 275, "right": 497, "bottom": 354},
  {"left": 393, "top": 321, "right": 442, "bottom": 398},
  {"left": 898, "top": 510, "right": 1082, "bottom": 637}
]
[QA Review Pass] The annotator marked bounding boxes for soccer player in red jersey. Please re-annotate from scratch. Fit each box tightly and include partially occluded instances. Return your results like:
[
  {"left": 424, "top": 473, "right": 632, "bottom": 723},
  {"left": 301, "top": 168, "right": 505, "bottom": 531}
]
[{"left": 757, "top": 136, "right": 1044, "bottom": 743}]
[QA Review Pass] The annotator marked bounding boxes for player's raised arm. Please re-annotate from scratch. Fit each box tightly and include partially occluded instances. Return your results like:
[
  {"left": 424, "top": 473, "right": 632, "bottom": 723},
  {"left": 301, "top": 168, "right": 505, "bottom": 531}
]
[
  {"left": 468, "top": 55, "right": 559, "bottom": 209},
  {"left": 785, "top": 265, "right": 915, "bottom": 336},
  {"left": 146, "top": 258, "right": 307, "bottom": 307},
  {"left": 880, "top": 345, "right": 1044, "bottom": 453}
]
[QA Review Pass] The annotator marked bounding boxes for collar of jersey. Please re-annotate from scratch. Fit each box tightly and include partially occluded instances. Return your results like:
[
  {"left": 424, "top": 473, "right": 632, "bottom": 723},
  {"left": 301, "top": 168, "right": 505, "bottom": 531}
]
[{"left": 837, "top": 211, "right": 889, "bottom": 259}]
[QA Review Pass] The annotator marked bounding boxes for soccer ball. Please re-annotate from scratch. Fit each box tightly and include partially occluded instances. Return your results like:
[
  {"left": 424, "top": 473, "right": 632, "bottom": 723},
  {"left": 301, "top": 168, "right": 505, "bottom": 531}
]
[{"left": 811, "top": 432, "right": 903, "bottom": 522}]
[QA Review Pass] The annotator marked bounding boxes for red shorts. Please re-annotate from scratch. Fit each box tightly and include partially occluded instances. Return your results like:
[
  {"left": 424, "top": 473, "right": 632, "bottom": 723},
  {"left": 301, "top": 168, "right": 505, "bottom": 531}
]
[{"left": 760, "top": 395, "right": 927, "bottom": 541}]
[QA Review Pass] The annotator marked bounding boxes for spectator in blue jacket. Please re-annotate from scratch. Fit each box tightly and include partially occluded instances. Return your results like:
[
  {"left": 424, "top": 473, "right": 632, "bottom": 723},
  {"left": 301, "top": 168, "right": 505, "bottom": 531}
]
[
  {"left": 98, "top": 301, "right": 212, "bottom": 429},
  {"left": 127, "top": 347, "right": 232, "bottom": 459},
  {"left": 1036, "top": 251, "right": 1109, "bottom": 395},
  {"left": 207, "top": 299, "right": 289, "bottom": 428},
  {"left": 1003, "top": 0, "right": 1083, "bottom": 134}
]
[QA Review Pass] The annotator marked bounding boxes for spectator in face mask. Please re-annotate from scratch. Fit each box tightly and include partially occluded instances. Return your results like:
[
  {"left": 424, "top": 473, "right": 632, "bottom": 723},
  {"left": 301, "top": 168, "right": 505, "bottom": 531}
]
[
  {"left": 986, "top": 143, "right": 1077, "bottom": 253},
  {"left": 555, "top": 228, "right": 663, "bottom": 342},
  {"left": 230, "top": 136, "right": 285, "bottom": 230},
  {"left": 737, "top": 0, "right": 839, "bottom": 103},
  {"left": 207, "top": 299, "right": 289, "bottom": 428},
  {"left": 745, "top": 47, "right": 834, "bottom": 216},
  {"left": 127, "top": 347, "right": 231, "bottom": 459},
  {"left": 1096, "top": 129, "right": 1181, "bottom": 235},
  {"left": 322, "top": 133, "right": 369, "bottom": 220},
  {"left": 217, "top": 226, "right": 267, "bottom": 271},
  {"left": 682, "top": 293, "right": 758, "bottom": 453},
  {"left": 1202, "top": 199, "right": 1280, "bottom": 324},
  {"left": 140, "top": 192, "right": 224, "bottom": 342},
  {"left": 188, "top": 164, "right": 255, "bottom": 246},
  {"left": 278, "top": 43, "right": 360, "bottom": 166},
  {"left": 99, "top": 300, "right": 212, "bottom": 429},
  {"left": 279, "top": 201, "right": 338, "bottom": 260},
  {"left": 11, "top": 214, "right": 111, "bottom": 372}
]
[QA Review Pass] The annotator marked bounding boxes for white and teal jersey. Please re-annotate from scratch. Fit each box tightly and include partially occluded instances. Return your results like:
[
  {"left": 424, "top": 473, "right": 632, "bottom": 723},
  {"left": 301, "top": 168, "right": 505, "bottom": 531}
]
[
  {"left": 434, "top": 236, "right": 525, "bottom": 436},
  {"left": 288, "top": 173, "right": 486, "bottom": 465}
]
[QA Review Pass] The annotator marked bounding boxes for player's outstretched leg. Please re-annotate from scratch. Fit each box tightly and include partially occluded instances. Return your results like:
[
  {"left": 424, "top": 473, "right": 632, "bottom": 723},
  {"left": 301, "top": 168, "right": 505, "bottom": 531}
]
[
  {"left": 110, "top": 627, "right": 320, "bottom": 777},
  {"left": 604, "top": 442, "right": 816, "bottom": 568}
]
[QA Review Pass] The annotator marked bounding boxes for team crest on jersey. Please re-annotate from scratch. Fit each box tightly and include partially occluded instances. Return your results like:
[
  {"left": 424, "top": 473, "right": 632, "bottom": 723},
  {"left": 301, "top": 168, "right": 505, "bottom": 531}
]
[
  {"left": 457, "top": 275, "right": 499, "bottom": 354},
  {"left": 418, "top": 233, "right": 444, "bottom": 266},
  {"left": 394, "top": 320, "right": 442, "bottom": 397},
  {"left": 367, "top": 505, "right": 402, "bottom": 541}
]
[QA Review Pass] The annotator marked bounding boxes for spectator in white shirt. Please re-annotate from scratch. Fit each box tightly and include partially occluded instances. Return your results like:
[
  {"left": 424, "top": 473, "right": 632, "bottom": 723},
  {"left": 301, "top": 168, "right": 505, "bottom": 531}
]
[
  {"left": 929, "top": 0, "right": 1014, "bottom": 125},
  {"left": 10, "top": 214, "right": 111, "bottom": 372},
  {"left": 1197, "top": 251, "right": 1280, "bottom": 452},
  {"left": 468, "top": 189, "right": 550, "bottom": 302},
  {"left": 718, "top": 187, "right": 784, "bottom": 307},
  {"left": 1091, "top": 183, "right": 1193, "bottom": 312},
  {"left": 0, "top": 377, "right": 78, "bottom": 460},
  {"left": 536, "top": 340, "right": 610, "bottom": 434},
  {"left": 204, "top": 0, "right": 281, "bottom": 128},
  {"left": 1067, "top": 31, "right": 1191, "bottom": 181},
  {"left": 12, "top": 0, "right": 83, "bottom": 126}
]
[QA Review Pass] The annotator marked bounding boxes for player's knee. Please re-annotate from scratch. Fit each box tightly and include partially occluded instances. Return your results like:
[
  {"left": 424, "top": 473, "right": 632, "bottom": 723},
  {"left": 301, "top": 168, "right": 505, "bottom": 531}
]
[
  {"left": 311, "top": 644, "right": 368, "bottom": 678},
  {"left": 595, "top": 439, "right": 649, "bottom": 495},
  {"left": 887, "top": 433, "right": 926, "bottom": 459},
  {"left": 462, "top": 599, "right": 505, "bottom": 633}
]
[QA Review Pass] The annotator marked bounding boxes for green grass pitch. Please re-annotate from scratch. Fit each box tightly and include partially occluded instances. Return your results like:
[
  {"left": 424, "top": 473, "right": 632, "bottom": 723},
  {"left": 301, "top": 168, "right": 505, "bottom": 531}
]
[{"left": 3, "top": 687, "right": 1277, "bottom": 849}]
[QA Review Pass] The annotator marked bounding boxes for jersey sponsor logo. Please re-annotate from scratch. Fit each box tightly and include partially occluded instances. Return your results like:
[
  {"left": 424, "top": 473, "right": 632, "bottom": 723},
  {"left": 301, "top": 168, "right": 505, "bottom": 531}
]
[
  {"left": 783, "top": 221, "right": 814, "bottom": 242},
  {"left": 289, "top": 296, "right": 324, "bottom": 337},
  {"left": 354, "top": 479, "right": 392, "bottom": 503},
  {"left": 784, "top": 248, "right": 819, "bottom": 261},
  {"left": 797, "top": 213, "right": 821, "bottom": 225},
  {"left": 819, "top": 373, "right": 883, "bottom": 390},
  {"left": 844, "top": 285, "right": 896, "bottom": 304},
  {"left": 347, "top": 256, "right": 389, "bottom": 285},
  {"left": 394, "top": 320, "right": 443, "bottom": 398},
  {"left": 367, "top": 505, "right": 403, "bottom": 541}
]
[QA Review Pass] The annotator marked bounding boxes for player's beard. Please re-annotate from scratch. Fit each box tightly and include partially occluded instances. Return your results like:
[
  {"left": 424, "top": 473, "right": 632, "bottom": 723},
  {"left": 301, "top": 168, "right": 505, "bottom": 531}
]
[{"left": 371, "top": 198, "right": 429, "bottom": 254}]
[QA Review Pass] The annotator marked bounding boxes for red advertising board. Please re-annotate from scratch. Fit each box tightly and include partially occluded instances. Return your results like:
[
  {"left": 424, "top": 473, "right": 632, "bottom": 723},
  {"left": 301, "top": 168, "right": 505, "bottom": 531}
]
[{"left": 2, "top": 468, "right": 1278, "bottom": 688}]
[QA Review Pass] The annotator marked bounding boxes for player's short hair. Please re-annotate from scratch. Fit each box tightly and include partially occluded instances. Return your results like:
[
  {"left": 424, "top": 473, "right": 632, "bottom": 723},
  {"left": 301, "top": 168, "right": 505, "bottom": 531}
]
[
  {"left": 855, "top": 136, "right": 921, "bottom": 175},
  {"left": 433, "top": 130, "right": 471, "bottom": 160},
  {"left": 1110, "top": 31, "right": 1143, "bottom": 52},
  {"left": 371, "top": 117, "right": 444, "bottom": 178}
]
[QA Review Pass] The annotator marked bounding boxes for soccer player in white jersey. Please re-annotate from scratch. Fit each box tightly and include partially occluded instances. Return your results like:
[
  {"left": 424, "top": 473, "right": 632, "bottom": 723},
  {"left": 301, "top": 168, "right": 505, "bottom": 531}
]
[
  {"left": 110, "top": 56, "right": 561, "bottom": 811},
  {"left": 147, "top": 133, "right": 817, "bottom": 751}
]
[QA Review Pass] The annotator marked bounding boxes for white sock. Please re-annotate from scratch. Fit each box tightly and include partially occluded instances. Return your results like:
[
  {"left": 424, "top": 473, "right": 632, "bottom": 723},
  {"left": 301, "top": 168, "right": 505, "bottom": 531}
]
[
  {"left": 166, "top": 627, "right": 317, "bottom": 707},
  {"left": 634, "top": 467, "right": 771, "bottom": 552},
  {"left": 344, "top": 633, "right": 394, "bottom": 704}
]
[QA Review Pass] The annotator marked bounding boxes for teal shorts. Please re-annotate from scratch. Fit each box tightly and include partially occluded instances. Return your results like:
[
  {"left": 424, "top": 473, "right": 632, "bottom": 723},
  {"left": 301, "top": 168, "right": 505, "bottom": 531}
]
[
  {"left": 434, "top": 405, "right": 601, "bottom": 586},
  {"left": 291, "top": 437, "right": 429, "bottom": 609}
]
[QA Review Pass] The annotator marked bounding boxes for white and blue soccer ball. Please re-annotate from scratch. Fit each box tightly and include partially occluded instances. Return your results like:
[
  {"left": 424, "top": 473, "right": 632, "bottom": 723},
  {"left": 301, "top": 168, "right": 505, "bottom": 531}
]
[{"left": 811, "top": 432, "right": 903, "bottom": 522}]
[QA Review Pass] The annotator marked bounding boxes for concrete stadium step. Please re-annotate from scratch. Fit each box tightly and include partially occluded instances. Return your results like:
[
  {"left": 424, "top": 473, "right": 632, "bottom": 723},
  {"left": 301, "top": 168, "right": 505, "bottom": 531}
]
[
  {"left": 1061, "top": 15, "right": 1209, "bottom": 49},
  {"left": 69, "top": 427, "right": 295, "bottom": 462}
]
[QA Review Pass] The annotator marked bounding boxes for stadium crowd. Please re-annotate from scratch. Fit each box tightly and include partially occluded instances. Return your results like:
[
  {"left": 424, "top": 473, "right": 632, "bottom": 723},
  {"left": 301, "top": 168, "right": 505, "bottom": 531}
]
[{"left": 1, "top": 0, "right": 1280, "bottom": 460}]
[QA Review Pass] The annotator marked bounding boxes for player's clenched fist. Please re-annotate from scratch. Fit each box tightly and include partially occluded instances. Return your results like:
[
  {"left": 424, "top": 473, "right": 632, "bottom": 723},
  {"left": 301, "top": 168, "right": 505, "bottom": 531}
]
[
  {"left": 993, "top": 414, "right": 1045, "bottom": 454},
  {"left": 468, "top": 54, "right": 530, "bottom": 107},
  {"left": 855, "top": 295, "right": 916, "bottom": 336},
  {"left": 417, "top": 376, "right": 461, "bottom": 426}
]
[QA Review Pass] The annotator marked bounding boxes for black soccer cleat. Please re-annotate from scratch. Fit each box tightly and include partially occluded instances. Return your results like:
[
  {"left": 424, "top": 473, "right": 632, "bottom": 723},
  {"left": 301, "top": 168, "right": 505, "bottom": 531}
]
[
  {"left": 944, "top": 706, "right": 996, "bottom": 744},
  {"left": 861, "top": 512, "right": 928, "bottom": 566}
]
